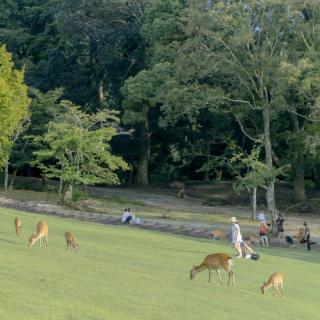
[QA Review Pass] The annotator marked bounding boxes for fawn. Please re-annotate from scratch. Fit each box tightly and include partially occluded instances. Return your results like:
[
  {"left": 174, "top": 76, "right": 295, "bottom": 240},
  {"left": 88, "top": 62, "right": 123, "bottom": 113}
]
[
  {"left": 14, "top": 217, "right": 22, "bottom": 236},
  {"left": 28, "top": 221, "right": 48, "bottom": 248},
  {"left": 212, "top": 229, "right": 226, "bottom": 241},
  {"left": 190, "top": 253, "right": 235, "bottom": 286},
  {"left": 261, "top": 272, "right": 284, "bottom": 297},
  {"left": 64, "top": 231, "right": 79, "bottom": 251}
]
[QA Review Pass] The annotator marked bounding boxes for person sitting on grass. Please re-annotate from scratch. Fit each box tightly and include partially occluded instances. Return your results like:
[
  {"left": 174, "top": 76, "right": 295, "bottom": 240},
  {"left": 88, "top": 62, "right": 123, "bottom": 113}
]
[
  {"left": 122, "top": 208, "right": 133, "bottom": 224},
  {"left": 129, "top": 208, "right": 141, "bottom": 225}
]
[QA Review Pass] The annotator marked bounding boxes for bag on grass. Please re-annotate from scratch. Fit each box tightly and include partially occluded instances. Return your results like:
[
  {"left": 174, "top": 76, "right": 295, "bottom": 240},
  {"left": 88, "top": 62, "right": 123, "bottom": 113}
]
[{"left": 251, "top": 253, "right": 260, "bottom": 260}]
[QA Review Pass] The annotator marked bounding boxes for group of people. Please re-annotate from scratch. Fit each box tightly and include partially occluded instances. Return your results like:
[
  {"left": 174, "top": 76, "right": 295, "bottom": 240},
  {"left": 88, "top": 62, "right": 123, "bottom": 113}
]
[
  {"left": 230, "top": 210, "right": 314, "bottom": 258},
  {"left": 121, "top": 208, "right": 141, "bottom": 225}
]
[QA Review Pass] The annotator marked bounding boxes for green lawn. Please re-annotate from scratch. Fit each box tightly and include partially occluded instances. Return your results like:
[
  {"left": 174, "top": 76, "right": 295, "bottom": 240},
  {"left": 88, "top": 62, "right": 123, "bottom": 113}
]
[{"left": 0, "top": 206, "right": 319, "bottom": 320}]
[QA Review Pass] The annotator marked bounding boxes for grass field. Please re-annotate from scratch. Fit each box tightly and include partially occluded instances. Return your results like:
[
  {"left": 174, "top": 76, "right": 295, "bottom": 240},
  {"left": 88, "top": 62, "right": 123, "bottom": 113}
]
[{"left": 0, "top": 207, "right": 319, "bottom": 320}]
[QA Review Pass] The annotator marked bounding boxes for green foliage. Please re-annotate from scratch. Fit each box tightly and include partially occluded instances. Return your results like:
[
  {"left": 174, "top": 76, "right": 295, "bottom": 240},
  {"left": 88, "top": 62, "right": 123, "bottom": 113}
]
[
  {"left": 231, "top": 142, "right": 289, "bottom": 193},
  {"left": 0, "top": 45, "right": 30, "bottom": 167},
  {"left": 34, "top": 101, "right": 128, "bottom": 188}
]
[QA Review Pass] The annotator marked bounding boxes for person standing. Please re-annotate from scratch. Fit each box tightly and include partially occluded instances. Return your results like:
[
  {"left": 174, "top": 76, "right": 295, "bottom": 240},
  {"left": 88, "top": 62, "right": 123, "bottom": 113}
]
[
  {"left": 230, "top": 217, "right": 242, "bottom": 258},
  {"left": 257, "top": 210, "right": 266, "bottom": 222},
  {"left": 259, "top": 219, "right": 269, "bottom": 247},
  {"left": 303, "top": 222, "right": 311, "bottom": 251},
  {"left": 276, "top": 214, "right": 285, "bottom": 244}
]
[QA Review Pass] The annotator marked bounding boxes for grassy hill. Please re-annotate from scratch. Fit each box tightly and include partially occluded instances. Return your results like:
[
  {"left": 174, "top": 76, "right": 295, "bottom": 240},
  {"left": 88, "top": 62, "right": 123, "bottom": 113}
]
[{"left": 0, "top": 206, "right": 319, "bottom": 320}]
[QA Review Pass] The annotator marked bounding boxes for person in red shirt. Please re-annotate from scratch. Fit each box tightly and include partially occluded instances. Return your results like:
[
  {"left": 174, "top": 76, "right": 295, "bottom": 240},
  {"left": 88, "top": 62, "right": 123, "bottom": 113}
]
[{"left": 259, "top": 220, "right": 269, "bottom": 247}]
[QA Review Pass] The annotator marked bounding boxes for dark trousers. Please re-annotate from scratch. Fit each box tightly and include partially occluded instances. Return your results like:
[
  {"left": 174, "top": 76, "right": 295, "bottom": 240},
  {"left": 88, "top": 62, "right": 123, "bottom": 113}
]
[
  {"left": 124, "top": 216, "right": 132, "bottom": 224},
  {"left": 306, "top": 235, "right": 311, "bottom": 250}
]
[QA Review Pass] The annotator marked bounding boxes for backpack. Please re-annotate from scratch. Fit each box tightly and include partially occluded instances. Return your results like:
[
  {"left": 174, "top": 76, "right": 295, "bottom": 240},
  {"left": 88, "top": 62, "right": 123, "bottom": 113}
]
[{"left": 251, "top": 253, "right": 260, "bottom": 260}]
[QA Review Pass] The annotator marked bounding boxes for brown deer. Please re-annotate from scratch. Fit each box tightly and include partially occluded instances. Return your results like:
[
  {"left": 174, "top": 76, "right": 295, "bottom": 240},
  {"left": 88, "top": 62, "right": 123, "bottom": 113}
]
[
  {"left": 64, "top": 231, "right": 79, "bottom": 251},
  {"left": 190, "top": 253, "right": 235, "bottom": 286},
  {"left": 212, "top": 229, "right": 226, "bottom": 241},
  {"left": 261, "top": 272, "right": 284, "bottom": 297},
  {"left": 28, "top": 221, "right": 48, "bottom": 248},
  {"left": 243, "top": 232, "right": 261, "bottom": 245},
  {"left": 14, "top": 217, "right": 22, "bottom": 236}
]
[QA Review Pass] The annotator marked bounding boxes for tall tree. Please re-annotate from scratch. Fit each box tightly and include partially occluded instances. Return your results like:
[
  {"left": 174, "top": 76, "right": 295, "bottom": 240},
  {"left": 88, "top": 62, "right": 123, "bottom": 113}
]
[{"left": 0, "top": 45, "right": 30, "bottom": 188}]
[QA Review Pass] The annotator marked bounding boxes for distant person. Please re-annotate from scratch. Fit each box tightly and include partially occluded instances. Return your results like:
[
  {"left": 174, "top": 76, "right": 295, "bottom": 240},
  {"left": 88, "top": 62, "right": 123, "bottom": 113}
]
[
  {"left": 259, "top": 219, "right": 269, "bottom": 247},
  {"left": 303, "top": 222, "right": 311, "bottom": 251},
  {"left": 230, "top": 217, "right": 254, "bottom": 258},
  {"left": 276, "top": 214, "right": 285, "bottom": 244},
  {"left": 257, "top": 210, "right": 266, "bottom": 222},
  {"left": 122, "top": 208, "right": 132, "bottom": 224},
  {"left": 129, "top": 208, "right": 141, "bottom": 225}
]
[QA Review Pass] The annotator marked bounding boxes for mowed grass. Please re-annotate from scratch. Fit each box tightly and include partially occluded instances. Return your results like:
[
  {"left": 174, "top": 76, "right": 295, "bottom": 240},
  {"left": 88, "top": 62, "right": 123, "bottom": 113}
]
[{"left": 0, "top": 207, "right": 319, "bottom": 320}]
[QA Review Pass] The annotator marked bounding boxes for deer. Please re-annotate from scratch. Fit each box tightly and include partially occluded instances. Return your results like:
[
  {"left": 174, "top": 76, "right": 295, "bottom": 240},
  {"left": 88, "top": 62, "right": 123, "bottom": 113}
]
[
  {"left": 190, "top": 253, "right": 235, "bottom": 286},
  {"left": 261, "top": 272, "right": 284, "bottom": 297},
  {"left": 28, "top": 221, "right": 48, "bottom": 248},
  {"left": 243, "top": 232, "right": 261, "bottom": 246},
  {"left": 14, "top": 217, "right": 22, "bottom": 236},
  {"left": 64, "top": 231, "right": 79, "bottom": 251},
  {"left": 211, "top": 229, "right": 226, "bottom": 241}
]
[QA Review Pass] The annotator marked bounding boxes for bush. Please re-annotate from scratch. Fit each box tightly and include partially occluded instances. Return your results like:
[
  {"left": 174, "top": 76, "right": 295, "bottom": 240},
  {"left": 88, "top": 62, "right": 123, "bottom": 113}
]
[{"left": 72, "top": 190, "right": 88, "bottom": 202}]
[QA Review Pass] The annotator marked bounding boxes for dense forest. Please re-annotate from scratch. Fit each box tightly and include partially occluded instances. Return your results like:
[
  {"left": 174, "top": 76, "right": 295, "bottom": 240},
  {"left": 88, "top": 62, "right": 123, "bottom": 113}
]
[{"left": 1, "top": 0, "right": 320, "bottom": 220}]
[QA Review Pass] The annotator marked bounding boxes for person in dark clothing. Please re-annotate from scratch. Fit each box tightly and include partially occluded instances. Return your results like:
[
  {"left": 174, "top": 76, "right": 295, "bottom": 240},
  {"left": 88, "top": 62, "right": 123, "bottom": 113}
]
[
  {"left": 303, "top": 222, "right": 311, "bottom": 251},
  {"left": 276, "top": 214, "right": 285, "bottom": 244}
]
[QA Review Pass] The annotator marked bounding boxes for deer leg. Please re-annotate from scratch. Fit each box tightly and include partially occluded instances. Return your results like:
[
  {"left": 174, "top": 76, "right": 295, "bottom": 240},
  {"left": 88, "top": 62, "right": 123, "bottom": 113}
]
[
  {"left": 273, "top": 285, "right": 276, "bottom": 296},
  {"left": 230, "top": 270, "right": 235, "bottom": 287},
  {"left": 280, "top": 283, "right": 284, "bottom": 297},
  {"left": 208, "top": 269, "right": 211, "bottom": 283},
  {"left": 276, "top": 285, "right": 282, "bottom": 298},
  {"left": 216, "top": 269, "right": 223, "bottom": 285},
  {"left": 45, "top": 236, "right": 48, "bottom": 249}
]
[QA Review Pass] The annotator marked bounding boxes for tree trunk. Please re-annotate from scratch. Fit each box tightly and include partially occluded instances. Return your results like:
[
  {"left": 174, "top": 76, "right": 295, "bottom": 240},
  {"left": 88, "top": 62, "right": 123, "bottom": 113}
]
[
  {"left": 313, "top": 163, "right": 320, "bottom": 190},
  {"left": 9, "top": 168, "right": 18, "bottom": 191},
  {"left": 58, "top": 177, "right": 63, "bottom": 194},
  {"left": 136, "top": 107, "right": 150, "bottom": 187},
  {"left": 41, "top": 175, "right": 48, "bottom": 191},
  {"left": 63, "top": 183, "right": 73, "bottom": 203},
  {"left": 262, "top": 103, "right": 277, "bottom": 226},
  {"left": 4, "top": 160, "right": 9, "bottom": 191},
  {"left": 203, "top": 141, "right": 210, "bottom": 182},
  {"left": 83, "top": 184, "right": 88, "bottom": 196},
  {"left": 290, "top": 112, "right": 306, "bottom": 202},
  {"left": 136, "top": 154, "right": 149, "bottom": 186},
  {"left": 252, "top": 187, "right": 257, "bottom": 221}
]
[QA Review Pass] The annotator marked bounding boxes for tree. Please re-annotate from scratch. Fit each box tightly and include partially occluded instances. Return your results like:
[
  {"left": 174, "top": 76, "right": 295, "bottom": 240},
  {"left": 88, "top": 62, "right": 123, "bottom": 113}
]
[
  {"left": 231, "top": 142, "right": 288, "bottom": 222},
  {"left": 0, "top": 45, "right": 30, "bottom": 188},
  {"left": 34, "top": 101, "right": 128, "bottom": 203}
]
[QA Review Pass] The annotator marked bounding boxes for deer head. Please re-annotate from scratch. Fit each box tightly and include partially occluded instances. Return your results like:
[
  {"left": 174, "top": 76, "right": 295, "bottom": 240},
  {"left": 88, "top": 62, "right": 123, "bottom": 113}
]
[
  {"left": 28, "top": 234, "right": 37, "bottom": 247},
  {"left": 261, "top": 282, "right": 266, "bottom": 294},
  {"left": 190, "top": 265, "right": 197, "bottom": 280}
]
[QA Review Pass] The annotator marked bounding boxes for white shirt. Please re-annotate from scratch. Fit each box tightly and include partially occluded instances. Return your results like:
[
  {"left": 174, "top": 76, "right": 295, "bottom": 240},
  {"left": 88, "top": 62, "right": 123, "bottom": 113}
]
[
  {"left": 258, "top": 211, "right": 265, "bottom": 222},
  {"left": 232, "top": 223, "right": 242, "bottom": 243},
  {"left": 122, "top": 211, "right": 131, "bottom": 222}
]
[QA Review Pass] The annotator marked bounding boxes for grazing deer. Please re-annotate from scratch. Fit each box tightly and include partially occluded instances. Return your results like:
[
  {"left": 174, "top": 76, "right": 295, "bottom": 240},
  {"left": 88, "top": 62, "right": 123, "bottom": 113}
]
[
  {"left": 243, "top": 232, "right": 261, "bottom": 245},
  {"left": 28, "top": 221, "right": 48, "bottom": 248},
  {"left": 64, "top": 231, "right": 79, "bottom": 251},
  {"left": 261, "top": 272, "right": 284, "bottom": 297},
  {"left": 190, "top": 253, "right": 235, "bottom": 286},
  {"left": 212, "top": 229, "right": 226, "bottom": 241},
  {"left": 14, "top": 217, "right": 22, "bottom": 236}
]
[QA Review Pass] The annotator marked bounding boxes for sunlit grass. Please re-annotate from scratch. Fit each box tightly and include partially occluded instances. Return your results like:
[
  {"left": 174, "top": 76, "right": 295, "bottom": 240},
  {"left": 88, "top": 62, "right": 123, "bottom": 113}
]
[{"left": 0, "top": 206, "right": 319, "bottom": 320}]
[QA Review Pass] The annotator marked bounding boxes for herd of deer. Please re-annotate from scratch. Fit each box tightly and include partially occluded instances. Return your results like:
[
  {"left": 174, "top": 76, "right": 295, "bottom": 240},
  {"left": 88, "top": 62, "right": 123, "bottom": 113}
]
[
  {"left": 14, "top": 217, "right": 283, "bottom": 297},
  {"left": 14, "top": 217, "right": 79, "bottom": 251}
]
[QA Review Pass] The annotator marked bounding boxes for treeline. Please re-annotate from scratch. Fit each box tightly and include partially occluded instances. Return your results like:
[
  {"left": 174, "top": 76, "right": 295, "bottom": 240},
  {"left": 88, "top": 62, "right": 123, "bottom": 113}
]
[{"left": 1, "top": 0, "right": 320, "bottom": 215}]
